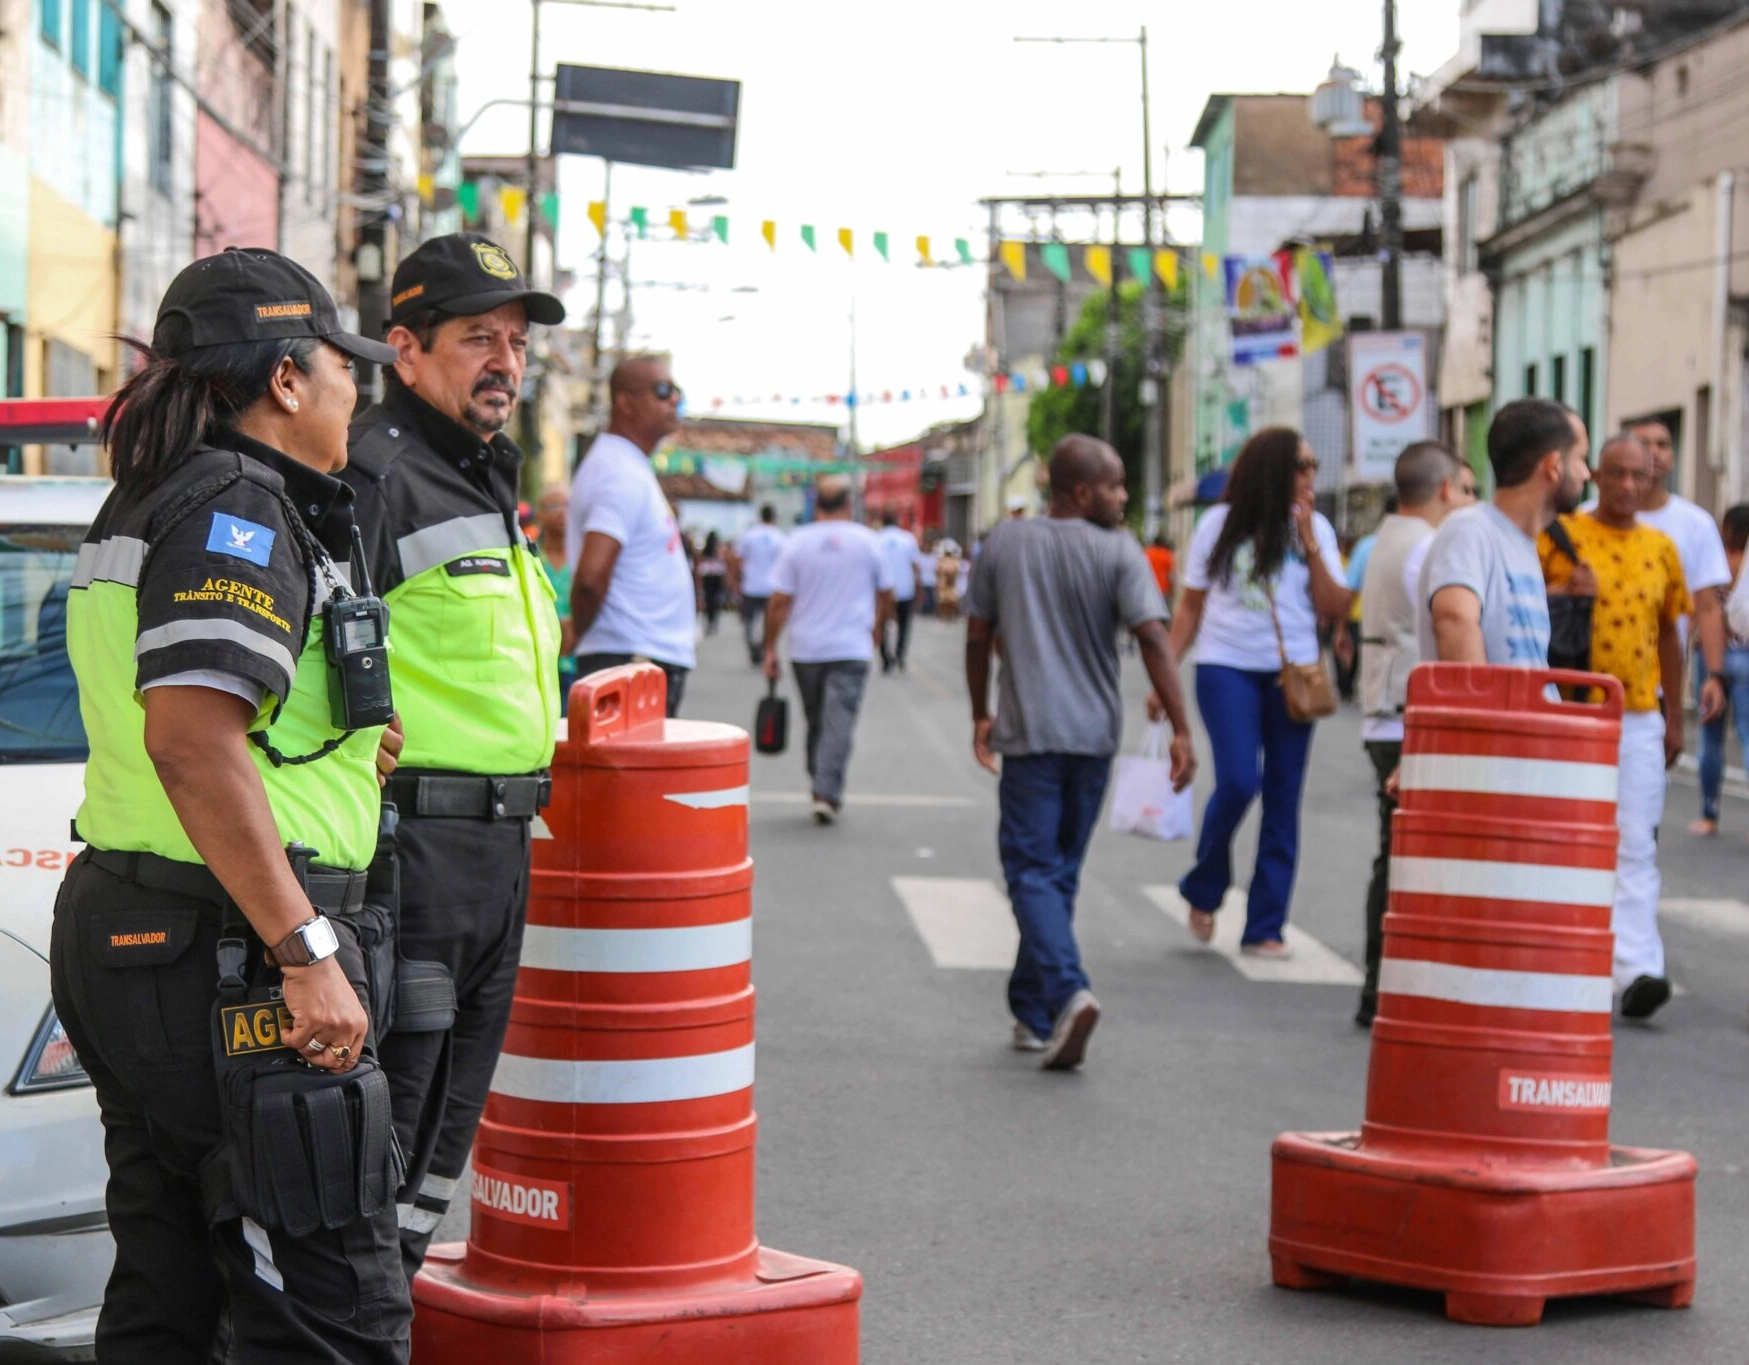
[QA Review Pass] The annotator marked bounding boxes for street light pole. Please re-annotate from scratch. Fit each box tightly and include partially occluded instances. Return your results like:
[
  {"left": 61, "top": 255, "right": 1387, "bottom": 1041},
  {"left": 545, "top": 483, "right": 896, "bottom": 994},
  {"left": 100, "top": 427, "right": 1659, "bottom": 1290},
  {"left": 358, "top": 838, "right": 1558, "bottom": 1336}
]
[{"left": 1379, "top": 0, "right": 1404, "bottom": 331}]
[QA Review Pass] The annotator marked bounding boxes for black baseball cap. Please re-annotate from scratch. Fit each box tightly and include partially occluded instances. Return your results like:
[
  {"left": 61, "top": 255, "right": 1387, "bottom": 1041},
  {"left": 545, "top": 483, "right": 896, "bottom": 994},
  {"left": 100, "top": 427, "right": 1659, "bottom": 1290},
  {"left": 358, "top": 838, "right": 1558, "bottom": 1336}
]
[
  {"left": 154, "top": 248, "right": 398, "bottom": 365},
  {"left": 388, "top": 233, "right": 566, "bottom": 327}
]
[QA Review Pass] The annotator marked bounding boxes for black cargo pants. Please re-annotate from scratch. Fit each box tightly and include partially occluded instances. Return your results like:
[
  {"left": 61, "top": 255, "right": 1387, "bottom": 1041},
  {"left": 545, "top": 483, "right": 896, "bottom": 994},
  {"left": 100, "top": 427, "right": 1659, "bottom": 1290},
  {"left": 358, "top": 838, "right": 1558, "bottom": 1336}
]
[
  {"left": 378, "top": 815, "right": 529, "bottom": 1281},
  {"left": 48, "top": 852, "right": 409, "bottom": 1365}
]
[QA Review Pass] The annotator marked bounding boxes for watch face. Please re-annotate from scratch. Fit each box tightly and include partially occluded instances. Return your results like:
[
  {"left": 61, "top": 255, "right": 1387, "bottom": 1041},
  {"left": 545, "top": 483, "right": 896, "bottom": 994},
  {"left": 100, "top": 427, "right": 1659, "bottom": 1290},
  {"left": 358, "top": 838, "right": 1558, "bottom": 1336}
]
[{"left": 304, "top": 917, "right": 341, "bottom": 960}]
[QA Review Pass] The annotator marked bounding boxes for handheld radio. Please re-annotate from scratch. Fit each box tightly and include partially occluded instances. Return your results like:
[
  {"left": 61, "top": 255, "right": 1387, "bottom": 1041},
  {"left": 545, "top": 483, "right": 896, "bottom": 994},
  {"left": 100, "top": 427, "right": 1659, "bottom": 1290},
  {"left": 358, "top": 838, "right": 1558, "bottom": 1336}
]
[{"left": 324, "top": 525, "right": 395, "bottom": 730}]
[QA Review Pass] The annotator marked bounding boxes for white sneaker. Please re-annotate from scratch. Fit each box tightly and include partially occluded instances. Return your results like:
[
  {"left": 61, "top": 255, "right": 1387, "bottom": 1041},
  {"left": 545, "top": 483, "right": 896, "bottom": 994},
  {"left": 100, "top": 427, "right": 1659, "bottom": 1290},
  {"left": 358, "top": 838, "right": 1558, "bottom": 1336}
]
[
  {"left": 1039, "top": 990, "right": 1100, "bottom": 1071},
  {"left": 1011, "top": 1020, "right": 1048, "bottom": 1052},
  {"left": 811, "top": 798, "right": 837, "bottom": 825}
]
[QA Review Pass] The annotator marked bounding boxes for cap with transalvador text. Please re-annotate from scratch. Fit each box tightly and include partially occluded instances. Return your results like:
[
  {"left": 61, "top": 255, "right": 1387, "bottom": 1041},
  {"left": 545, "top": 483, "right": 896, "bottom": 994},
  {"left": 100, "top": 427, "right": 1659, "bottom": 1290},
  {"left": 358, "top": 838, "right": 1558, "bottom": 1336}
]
[
  {"left": 153, "top": 248, "right": 398, "bottom": 366},
  {"left": 387, "top": 232, "right": 567, "bottom": 328}
]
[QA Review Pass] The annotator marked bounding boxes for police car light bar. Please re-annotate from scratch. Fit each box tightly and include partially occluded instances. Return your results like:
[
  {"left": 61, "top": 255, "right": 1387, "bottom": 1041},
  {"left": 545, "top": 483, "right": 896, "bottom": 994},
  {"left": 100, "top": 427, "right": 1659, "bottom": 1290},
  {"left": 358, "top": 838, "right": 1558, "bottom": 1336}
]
[{"left": 0, "top": 398, "right": 107, "bottom": 446}]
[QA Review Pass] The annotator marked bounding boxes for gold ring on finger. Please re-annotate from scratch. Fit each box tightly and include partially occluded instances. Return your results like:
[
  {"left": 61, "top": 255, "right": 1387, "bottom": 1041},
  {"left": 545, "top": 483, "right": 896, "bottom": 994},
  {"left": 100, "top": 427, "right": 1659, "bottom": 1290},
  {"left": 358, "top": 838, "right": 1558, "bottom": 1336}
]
[{"left": 332, "top": 1045, "right": 353, "bottom": 1062}]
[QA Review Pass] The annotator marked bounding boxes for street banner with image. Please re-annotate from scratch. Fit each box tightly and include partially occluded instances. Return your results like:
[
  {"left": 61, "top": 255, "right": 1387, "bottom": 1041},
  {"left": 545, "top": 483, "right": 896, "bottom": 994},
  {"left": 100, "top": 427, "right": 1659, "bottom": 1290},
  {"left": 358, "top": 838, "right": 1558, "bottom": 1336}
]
[
  {"left": 1348, "top": 332, "right": 1433, "bottom": 482},
  {"left": 1224, "top": 255, "right": 1298, "bottom": 366},
  {"left": 1295, "top": 249, "right": 1342, "bottom": 355}
]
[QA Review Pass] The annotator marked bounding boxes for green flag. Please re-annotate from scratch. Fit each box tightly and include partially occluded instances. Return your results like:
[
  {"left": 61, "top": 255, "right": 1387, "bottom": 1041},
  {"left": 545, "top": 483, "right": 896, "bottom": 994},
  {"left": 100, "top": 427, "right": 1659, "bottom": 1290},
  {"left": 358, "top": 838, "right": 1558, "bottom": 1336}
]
[
  {"left": 801, "top": 224, "right": 817, "bottom": 252},
  {"left": 713, "top": 215, "right": 729, "bottom": 244},
  {"left": 954, "top": 238, "right": 972, "bottom": 265},
  {"left": 1127, "top": 246, "right": 1152, "bottom": 283},
  {"left": 1041, "top": 242, "right": 1071, "bottom": 282},
  {"left": 540, "top": 192, "right": 559, "bottom": 232},
  {"left": 629, "top": 206, "right": 648, "bottom": 239},
  {"left": 873, "top": 231, "right": 889, "bottom": 262},
  {"left": 456, "top": 181, "right": 479, "bottom": 224}
]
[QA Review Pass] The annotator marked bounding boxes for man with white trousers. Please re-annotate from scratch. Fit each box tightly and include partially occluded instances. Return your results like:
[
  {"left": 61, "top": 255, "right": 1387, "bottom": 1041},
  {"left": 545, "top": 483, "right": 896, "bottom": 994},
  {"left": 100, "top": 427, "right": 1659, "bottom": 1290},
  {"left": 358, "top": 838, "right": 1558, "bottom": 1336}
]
[{"left": 1540, "top": 434, "right": 1690, "bottom": 1019}]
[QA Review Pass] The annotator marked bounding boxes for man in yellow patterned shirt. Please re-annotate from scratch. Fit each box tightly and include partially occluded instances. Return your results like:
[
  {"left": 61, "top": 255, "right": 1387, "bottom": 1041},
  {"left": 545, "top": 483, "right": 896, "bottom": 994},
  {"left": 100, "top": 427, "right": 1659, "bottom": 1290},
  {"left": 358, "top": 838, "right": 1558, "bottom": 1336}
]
[{"left": 1540, "top": 434, "right": 1690, "bottom": 1020}]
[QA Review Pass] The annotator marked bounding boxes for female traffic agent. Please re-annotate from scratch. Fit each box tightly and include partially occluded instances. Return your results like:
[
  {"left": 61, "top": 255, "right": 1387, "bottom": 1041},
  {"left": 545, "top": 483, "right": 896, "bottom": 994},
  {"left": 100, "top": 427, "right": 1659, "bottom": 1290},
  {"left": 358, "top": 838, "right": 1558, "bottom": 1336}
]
[
  {"left": 1166, "top": 428, "right": 1352, "bottom": 957},
  {"left": 48, "top": 249, "right": 412, "bottom": 1364}
]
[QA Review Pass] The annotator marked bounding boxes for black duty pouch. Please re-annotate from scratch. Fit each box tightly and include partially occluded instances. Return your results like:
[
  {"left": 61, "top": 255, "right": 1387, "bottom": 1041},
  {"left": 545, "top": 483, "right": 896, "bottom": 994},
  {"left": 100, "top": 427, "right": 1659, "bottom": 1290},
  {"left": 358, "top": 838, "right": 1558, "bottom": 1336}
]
[{"left": 208, "top": 942, "right": 404, "bottom": 1239}]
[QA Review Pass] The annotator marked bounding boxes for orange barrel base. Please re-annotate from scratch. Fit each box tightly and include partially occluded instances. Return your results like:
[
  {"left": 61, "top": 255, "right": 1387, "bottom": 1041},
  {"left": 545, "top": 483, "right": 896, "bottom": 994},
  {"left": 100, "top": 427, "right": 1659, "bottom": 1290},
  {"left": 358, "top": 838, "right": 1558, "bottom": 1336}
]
[
  {"left": 412, "top": 1243, "right": 862, "bottom": 1364},
  {"left": 1269, "top": 1131, "right": 1696, "bottom": 1326}
]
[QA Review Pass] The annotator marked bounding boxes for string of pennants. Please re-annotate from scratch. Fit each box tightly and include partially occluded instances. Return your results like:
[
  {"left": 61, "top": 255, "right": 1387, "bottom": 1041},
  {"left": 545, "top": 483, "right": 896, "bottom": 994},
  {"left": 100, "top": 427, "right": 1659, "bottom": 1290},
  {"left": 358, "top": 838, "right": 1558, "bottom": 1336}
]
[{"left": 692, "top": 360, "right": 1111, "bottom": 413}]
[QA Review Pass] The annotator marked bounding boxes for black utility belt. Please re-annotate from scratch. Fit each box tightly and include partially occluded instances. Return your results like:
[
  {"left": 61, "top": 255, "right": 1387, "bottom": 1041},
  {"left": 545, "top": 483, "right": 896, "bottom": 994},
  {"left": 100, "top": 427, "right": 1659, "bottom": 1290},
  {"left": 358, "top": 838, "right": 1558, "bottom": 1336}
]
[
  {"left": 385, "top": 771, "right": 551, "bottom": 820},
  {"left": 85, "top": 848, "right": 367, "bottom": 917}
]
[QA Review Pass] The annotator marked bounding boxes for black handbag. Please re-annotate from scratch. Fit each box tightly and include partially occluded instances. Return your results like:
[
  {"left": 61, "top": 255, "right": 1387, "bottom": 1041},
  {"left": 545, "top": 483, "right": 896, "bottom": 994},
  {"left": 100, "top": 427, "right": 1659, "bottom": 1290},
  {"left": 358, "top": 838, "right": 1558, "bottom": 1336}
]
[
  {"left": 1544, "top": 518, "right": 1594, "bottom": 673},
  {"left": 755, "top": 680, "right": 788, "bottom": 755}
]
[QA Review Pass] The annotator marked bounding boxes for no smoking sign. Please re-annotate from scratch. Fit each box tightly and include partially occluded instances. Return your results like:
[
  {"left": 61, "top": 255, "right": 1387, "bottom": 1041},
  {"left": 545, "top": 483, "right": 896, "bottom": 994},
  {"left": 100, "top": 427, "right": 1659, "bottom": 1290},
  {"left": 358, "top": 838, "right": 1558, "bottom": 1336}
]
[{"left": 1360, "top": 363, "right": 1423, "bottom": 424}]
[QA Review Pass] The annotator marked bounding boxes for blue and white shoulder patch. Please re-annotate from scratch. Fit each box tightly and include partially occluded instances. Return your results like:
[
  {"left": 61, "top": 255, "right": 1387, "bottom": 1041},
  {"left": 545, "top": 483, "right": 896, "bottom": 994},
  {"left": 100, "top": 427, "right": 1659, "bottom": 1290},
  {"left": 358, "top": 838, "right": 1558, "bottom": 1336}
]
[{"left": 207, "top": 511, "right": 277, "bottom": 567}]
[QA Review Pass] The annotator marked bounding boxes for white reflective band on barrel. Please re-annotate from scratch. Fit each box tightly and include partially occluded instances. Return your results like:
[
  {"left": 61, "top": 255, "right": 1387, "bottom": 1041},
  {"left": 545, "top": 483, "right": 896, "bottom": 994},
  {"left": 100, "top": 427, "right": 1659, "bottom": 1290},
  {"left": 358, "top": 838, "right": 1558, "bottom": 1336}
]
[
  {"left": 1380, "top": 958, "right": 1615, "bottom": 1014},
  {"left": 1399, "top": 752, "right": 1618, "bottom": 803},
  {"left": 1389, "top": 856, "right": 1616, "bottom": 907},
  {"left": 520, "top": 920, "right": 752, "bottom": 973},
  {"left": 663, "top": 785, "right": 751, "bottom": 810},
  {"left": 492, "top": 1043, "right": 755, "bottom": 1105}
]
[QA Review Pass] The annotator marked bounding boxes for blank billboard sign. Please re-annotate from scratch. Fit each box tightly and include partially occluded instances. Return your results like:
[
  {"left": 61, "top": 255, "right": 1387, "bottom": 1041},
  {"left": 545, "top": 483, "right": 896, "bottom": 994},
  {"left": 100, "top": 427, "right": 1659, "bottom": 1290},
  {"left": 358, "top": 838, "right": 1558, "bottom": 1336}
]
[{"left": 551, "top": 65, "right": 740, "bottom": 171}]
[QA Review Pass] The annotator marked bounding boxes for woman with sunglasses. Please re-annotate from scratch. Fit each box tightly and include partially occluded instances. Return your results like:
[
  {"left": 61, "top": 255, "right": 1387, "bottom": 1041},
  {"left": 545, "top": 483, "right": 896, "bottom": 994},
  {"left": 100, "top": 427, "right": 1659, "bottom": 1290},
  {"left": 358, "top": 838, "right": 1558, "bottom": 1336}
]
[{"left": 1165, "top": 428, "right": 1353, "bottom": 957}]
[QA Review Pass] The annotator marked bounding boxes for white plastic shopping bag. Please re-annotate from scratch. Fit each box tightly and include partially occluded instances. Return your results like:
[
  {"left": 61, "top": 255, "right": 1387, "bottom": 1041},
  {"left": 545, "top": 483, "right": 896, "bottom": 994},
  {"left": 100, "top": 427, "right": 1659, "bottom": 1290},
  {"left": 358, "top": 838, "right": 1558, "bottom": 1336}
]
[{"left": 1108, "top": 723, "right": 1194, "bottom": 842}]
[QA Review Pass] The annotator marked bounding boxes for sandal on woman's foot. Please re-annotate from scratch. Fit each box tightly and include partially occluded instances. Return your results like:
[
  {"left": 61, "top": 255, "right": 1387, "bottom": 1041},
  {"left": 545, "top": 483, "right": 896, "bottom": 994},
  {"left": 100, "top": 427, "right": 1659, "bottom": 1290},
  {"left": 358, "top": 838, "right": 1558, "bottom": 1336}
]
[
  {"left": 1188, "top": 908, "right": 1217, "bottom": 943},
  {"left": 1240, "top": 939, "right": 1293, "bottom": 960},
  {"left": 1689, "top": 818, "right": 1718, "bottom": 837}
]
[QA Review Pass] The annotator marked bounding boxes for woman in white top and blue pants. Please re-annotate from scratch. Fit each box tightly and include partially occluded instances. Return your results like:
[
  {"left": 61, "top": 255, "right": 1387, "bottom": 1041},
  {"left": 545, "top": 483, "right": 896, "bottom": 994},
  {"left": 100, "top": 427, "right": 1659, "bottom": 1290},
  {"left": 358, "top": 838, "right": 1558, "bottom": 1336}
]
[{"left": 1168, "top": 429, "right": 1353, "bottom": 954}]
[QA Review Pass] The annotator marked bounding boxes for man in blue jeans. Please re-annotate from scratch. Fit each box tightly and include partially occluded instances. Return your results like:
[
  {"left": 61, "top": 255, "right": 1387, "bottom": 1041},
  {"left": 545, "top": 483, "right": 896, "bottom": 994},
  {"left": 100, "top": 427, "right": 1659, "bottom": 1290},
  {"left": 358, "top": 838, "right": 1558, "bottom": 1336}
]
[{"left": 966, "top": 436, "right": 1196, "bottom": 1070}]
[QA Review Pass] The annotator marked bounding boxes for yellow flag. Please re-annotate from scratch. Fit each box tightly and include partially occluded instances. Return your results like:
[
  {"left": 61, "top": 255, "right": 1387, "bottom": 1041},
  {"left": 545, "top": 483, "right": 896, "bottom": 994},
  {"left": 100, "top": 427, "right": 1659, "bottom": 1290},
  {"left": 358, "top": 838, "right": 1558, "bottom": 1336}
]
[
  {"left": 838, "top": 227, "right": 854, "bottom": 257},
  {"left": 1202, "top": 252, "right": 1220, "bottom": 281},
  {"left": 499, "top": 186, "right": 527, "bottom": 226},
  {"left": 999, "top": 240, "right": 1026, "bottom": 281},
  {"left": 761, "top": 220, "right": 777, "bottom": 250},
  {"left": 416, "top": 173, "right": 435, "bottom": 204},
  {"left": 669, "top": 208, "right": 688, "bottom": 239},
  {"left": 587, "top": 201, "right": 607, "bottom": 236},
  {"left": 1155, "top": 250, "right": 1179, "bottom": 290},
  {"left": 1085, "top": 244, "right": 1112, "bottom": 286},
  {"left": 916, "top": 235, "right": 932, "bottom": 267}
]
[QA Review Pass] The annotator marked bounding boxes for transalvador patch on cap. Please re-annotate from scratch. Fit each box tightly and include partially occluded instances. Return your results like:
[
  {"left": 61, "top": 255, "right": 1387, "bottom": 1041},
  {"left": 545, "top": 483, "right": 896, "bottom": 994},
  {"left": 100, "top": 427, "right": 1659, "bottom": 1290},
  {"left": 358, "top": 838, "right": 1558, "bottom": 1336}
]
[
  {"left": 472, "top": 242, "right": 518, "bottom": 281},
  {"left": 256, "top": 301, "right": 314, "bottom": 319},
  {"left": 392, "top": 282, "right": 426, "bottom": 307}
]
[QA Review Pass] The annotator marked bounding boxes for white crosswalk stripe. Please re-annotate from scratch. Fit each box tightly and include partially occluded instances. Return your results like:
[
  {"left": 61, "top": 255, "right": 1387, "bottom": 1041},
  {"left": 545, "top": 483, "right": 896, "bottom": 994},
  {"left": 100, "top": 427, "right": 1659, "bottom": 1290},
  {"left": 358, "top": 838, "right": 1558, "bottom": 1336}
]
[
  {"left": 891, "top": 876, "right": 1017, "bottom": 969},
  {"left": 1660, "top": 897, "right": 1749, "bottom": 935},
  {"left": 1142, "top": 886, "right": 1363, "bottom": 986}
]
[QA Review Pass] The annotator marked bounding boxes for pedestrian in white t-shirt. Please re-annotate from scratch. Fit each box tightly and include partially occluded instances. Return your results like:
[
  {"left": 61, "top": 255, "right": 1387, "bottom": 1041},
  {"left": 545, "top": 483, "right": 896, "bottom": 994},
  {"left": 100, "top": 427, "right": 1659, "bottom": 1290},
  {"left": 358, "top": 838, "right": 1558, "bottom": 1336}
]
[
  {"left": 568, "top": 355, "right": 695, "bottom": 715},
  {"left": 1167, "top": 428, "right": 1353, "bottom": 957},
  {"left": 875, "top": 511, "right": 921, "bottom": 673},
  {"left": 731, "top": 504, "right": 787, "bottom": 667},
  {"left": 1620, "top": 418, "right": 1729, "bottom": 832},
  {"left": 762, "top": 477, "right": 897, "bottom": 824}
]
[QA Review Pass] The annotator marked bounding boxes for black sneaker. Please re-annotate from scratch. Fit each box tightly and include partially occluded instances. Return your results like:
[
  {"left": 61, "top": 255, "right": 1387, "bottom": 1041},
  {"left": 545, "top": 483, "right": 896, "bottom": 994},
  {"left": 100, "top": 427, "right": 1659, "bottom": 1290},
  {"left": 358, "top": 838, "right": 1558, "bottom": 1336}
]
[
  {"left": 1620, "top": 975, "right": 1672, "bottom": 1020},
  {"left": 1354, "top": 1000, "right": 1376, "bottom": 1028}
]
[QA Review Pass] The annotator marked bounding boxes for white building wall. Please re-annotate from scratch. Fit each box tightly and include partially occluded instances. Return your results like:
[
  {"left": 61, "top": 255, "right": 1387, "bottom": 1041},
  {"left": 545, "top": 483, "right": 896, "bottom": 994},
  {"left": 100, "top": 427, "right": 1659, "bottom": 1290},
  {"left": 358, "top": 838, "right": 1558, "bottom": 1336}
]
[
  {"left": 118, "top": 0, "right": 199, "bottom": 343},
  {"left": 279, "top": 0, "right": 341, "bottom": 288}
]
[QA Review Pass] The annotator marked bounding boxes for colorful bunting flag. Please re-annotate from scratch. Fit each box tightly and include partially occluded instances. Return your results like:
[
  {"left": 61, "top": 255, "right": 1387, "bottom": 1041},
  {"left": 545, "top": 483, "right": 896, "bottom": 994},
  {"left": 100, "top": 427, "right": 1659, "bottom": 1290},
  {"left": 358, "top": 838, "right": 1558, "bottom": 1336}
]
[
  {"left": 1085, "top": 245, "right": 1112, "bottom": 286},
  {"left": 456, "top": 181, "right": 479, "bottom": 224},
  {"left": 499, "top": 185, "right": 527, "bottom": 226},
  {"left": 587, "top": 200, "right": 607, "bottom": 236},
  {"left": 1087, "top": 358, "right": 1108, "bottom": 385},
  {"left": 801, "top": 224, "right": 816, "bottom": 252},
  {"left": 955, "top": 238, "right": 972, "bottom": 266},
  {"left": 1127, "top": 246, "right": 1152, "bottom": 284},
  {"left": 916, "top": 235, "right": 932, "bottom": 266},
  {"left": 1070, "top": 362, "right": 1088, "bottom": 386},
  {"left": 1155, "top": 250, "right": 1178, "bottom": 290},
  {"left": 838, "top": 227, "right": 854, "bottom": 257},
  {"left": 629, "top": 207, "right": 649, "bottom": 239},
  {"left": 540, "top": 192, "right": 559, "bottom": 233},
  {"left": 873, "top": 231, "right": 889, "bottom": 262},
  {"left": 1295, "top": 247, "right": 1343, "bottom": 355},
  {"left": 416, "top": 173, "right": 435, "bottom": 204},
  {"left": 1202, "top": 253, "right": 1220, "bottom": 280},
  {"left": 669, "top": 208, "right": 688, "bottom": 239},
  {"left": 1041, "top": 243, "right": 1071, "bottom": 283},
  {"left": 713, "top": 215, "right": 729, "bottom": 245},
  {"left": 762, "top": 220, "right": 777, "bottom": 250},
  {"left": 998, "top": 240, "right": 1027, "bottom": 281}
]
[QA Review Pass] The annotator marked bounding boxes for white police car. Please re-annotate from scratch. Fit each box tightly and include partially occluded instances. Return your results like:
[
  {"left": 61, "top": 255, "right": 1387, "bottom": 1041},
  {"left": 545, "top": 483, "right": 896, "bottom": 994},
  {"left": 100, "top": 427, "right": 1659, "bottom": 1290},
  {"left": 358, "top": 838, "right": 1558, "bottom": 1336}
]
[{"left": 0, "top": 475, "right": 114, "bottom": 1357}]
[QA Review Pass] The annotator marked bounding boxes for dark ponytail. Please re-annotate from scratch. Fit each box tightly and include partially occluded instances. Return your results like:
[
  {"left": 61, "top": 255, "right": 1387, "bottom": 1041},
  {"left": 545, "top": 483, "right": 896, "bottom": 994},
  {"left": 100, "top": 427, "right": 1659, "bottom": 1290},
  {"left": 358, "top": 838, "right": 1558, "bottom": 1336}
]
[{"left": 103, "top": 322, "right": 321, "bottom": 495}]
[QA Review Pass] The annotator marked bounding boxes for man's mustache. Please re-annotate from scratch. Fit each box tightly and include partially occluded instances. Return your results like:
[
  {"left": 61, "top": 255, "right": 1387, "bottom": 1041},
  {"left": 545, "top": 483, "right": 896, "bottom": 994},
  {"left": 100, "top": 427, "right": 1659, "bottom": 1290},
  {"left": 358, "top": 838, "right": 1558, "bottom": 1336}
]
[{"left": 473, "top": 374, "right": 517, "bottom": 398}]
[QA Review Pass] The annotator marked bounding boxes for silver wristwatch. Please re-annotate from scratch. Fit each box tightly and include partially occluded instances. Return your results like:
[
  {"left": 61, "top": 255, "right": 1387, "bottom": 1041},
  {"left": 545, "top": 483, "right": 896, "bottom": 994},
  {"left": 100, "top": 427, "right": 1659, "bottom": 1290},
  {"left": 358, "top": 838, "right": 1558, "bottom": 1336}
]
[{"left": 273, "top": 914, "right": 341, "bottom": 968}]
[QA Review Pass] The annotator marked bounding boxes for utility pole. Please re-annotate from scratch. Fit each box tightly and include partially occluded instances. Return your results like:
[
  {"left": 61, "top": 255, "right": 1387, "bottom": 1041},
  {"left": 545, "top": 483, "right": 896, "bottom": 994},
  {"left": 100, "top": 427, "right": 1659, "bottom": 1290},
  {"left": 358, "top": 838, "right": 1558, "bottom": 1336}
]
[
  {"left": 1136, "top": 24, "right": 1165, "bottom": 540},
  {"left": 355, "top": 0, "right": 392, "bottom": 389},
  {"left": 1379, "top": 0, "right": 1404, "bottom": 330},
  {"left": 1101, "top": 167, "right": 1121, "bottom": 446},
  {"left": 587, "top": 161, "right": 613, "bottom": 437}
]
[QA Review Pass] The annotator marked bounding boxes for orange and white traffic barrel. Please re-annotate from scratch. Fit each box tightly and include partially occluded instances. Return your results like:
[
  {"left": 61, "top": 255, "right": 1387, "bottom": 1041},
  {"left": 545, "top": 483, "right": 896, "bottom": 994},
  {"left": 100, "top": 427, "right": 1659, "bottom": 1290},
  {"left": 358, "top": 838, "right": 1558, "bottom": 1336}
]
[
  {"left": 1270, "top": 663, "right": 1695, "bottom": 1327},
  {"left": 411, "top": 665, "right": 862, "bottom": 1363}
]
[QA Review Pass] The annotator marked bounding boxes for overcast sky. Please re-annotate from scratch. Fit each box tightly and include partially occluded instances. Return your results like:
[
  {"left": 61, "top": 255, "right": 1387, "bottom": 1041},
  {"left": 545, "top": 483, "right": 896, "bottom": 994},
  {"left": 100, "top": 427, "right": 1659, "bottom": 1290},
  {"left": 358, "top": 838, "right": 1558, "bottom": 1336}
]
[{"left": 443, "top": 0, "right": 1460, "bottom": 448}]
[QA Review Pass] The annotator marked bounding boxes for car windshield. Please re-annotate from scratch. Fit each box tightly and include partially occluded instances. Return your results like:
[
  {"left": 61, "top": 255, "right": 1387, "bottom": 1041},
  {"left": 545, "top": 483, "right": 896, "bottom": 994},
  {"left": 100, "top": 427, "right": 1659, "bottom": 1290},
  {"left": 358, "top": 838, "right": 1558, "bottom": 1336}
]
[{"left": 0, "top": 523, "right": 88, "bottom": 763}]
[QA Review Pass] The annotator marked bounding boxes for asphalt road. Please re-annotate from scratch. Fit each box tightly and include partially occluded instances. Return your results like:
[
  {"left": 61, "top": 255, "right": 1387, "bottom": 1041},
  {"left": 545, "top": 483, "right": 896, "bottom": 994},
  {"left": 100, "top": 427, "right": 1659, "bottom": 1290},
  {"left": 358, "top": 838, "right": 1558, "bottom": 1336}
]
[{"left": 431, "top": 613, "right": 1749, "bottom": 1365}]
